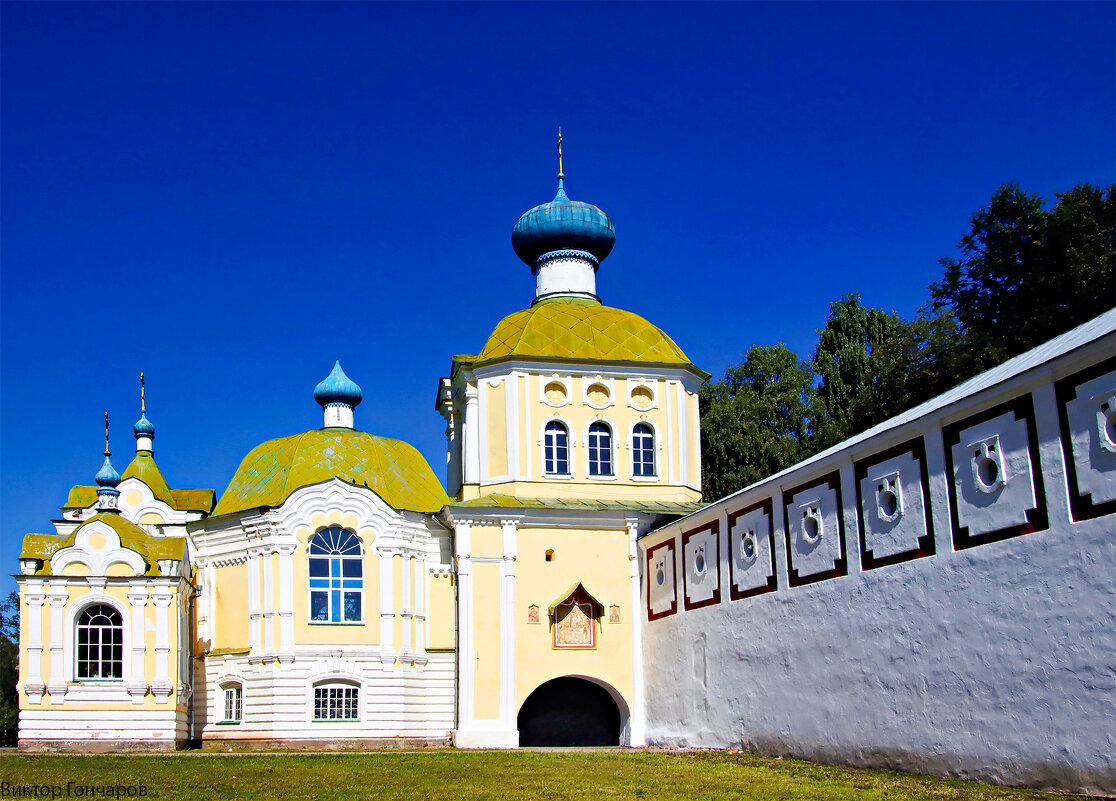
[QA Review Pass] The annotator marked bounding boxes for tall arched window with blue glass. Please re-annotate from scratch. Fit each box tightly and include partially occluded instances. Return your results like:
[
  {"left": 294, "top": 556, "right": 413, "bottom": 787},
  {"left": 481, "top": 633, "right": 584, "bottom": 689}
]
[
  {"left": 309, "top": 527, "right": 363, "bottom": 623},
  {"left": 588, "top": 422, "right": 613, "bottom": 476},
  {"left": 544, "top": 421, "right": 570, "bottom": 476},
  {"left": 632, "top": 423, "right": 655, "bottom": 477}
]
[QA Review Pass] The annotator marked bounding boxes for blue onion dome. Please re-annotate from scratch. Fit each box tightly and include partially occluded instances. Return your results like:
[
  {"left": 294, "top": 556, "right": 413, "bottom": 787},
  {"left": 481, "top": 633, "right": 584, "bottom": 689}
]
[
  {"left": 95, "top": 455, "right": 121, "bottom": 488},
  {"left": 133, "top": 412, "right": 155, "bottom": 438},
  {"left": 512, "top": 180, "right": 616, "bottom": 267},
  {"left": 314, "top": 360, "right": 363, "bottom": 408}
]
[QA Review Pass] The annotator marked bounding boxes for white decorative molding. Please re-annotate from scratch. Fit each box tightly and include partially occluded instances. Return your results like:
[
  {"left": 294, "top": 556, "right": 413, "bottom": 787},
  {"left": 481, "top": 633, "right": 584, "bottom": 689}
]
[{"left": 50, "top": 520, "right": 147, "bottom": 578}]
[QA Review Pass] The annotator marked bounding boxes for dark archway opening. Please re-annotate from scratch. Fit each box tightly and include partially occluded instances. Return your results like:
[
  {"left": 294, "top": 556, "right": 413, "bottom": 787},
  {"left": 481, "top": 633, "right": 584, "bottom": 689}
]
[{"left": 517, "top": 677, "right": 621, "bottom": 746}]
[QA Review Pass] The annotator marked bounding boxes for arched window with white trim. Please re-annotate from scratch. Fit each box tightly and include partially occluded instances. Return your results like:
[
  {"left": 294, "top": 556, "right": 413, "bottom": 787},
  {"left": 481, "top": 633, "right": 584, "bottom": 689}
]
[
  {"left": 75, "top": 604, "right": 123, "bottom": 681},
  {"left": 221, "top": 682, "right": 243, "bottom": 723},
  {"left": 308, "top": 527, "right": 363, "bottom": 624},
  {"left": 632, "top": 423, "right": 656, "bottom": 477},
  {"left": 544, "top": 421, "right": 570, "bottom": 476},
  {"left": 313, "top": 681, "right": 360, "bottom": 721},
  {"left": 588, "top": 422, "right": 613, "bottom": 477}
]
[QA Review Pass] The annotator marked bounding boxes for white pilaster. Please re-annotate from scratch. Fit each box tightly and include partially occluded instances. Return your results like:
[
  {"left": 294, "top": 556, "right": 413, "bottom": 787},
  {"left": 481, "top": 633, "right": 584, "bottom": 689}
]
[
  {"left": 379, "top": 547, "right": 395, "bottom": 670},
  {"left": 628, "top": 520, "right": 646, "bottom": 746},
  {"left": 400, "top": 553, "right": 413, "bottom": 656},
  {"left": 414, "top": 556, "right": 427, "bottom": 657},
  {"left": 247, "top": 547, "right": 261, "bottom": 658},
  {"left": 151, "top": 592, "right": 173, "bottom": 702},
  {"left": 455, "top": 521, "right": 474, "bottom": 729},
  {"left": 46, "top": 589, "right": 67, "bottom": 703},
  {"left": 23, "top": 589, "right": 45, "bottom": 702},
  {"left": 499, "top": 519, "right": 518, "bottom": 731},
  {"left": 464, "top": 384, "right": 480, "bottom": 486},
  {"left": 676, "top": 381, "right": 688, "bottom": 486},
  {"left": 277, "top": 544, "right": 296, "bottom": 663},
  {"left": 127, "top": 590, "right": 148, "bottom": 704},
  {"left": 262, "top": 547, "right": 275, "bottom": 658}
]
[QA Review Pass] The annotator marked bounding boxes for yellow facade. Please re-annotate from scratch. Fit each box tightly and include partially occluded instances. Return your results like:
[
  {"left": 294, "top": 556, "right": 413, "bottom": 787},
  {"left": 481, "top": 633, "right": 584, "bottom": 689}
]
[{"left": 514, "top": 527, "right": 633, "bottom": 709}]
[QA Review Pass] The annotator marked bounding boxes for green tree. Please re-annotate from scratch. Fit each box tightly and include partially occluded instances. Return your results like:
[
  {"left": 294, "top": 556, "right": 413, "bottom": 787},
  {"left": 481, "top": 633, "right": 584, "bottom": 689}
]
[
  {"left": 812, "top": 293, "right": 904, "bottom": 447},
  {"left": 699, "top": 344, "right": 818, "bottom": 501},
  {"left": 0, "top": 591, "right": 18, "bottom": 746},
  {"left": 932, "top": 182, "right": 1115, "bottom": 375}
]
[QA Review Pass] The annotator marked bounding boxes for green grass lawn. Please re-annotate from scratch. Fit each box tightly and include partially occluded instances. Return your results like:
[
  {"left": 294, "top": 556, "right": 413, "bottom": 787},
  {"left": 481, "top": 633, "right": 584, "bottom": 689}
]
[{"left": 0, "top": 750, "right": 1057, "bottom": 801}]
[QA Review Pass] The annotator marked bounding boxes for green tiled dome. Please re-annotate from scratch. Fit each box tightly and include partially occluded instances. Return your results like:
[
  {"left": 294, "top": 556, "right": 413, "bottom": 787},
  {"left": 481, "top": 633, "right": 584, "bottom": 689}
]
[
  {"left": 477, "top": 297, "right": 699, "bottom": 369},
  {"left": 214, "top": 428, "right": 450, "bottom": 516}
]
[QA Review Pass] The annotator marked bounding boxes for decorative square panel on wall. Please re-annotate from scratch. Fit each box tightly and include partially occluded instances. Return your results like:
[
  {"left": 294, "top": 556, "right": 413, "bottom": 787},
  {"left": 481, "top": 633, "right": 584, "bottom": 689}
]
[
  {"left": 943, "top": 395, "right": 1048, "bottom": 550},
  {"left": 782, "top": 472, "right": 846, "bottom": 587},
  {"left": 682, "top": 521, "right": 720, "bottom": 611},
  {"left": 1055, "top": 358, "right": 1116, "bottom": 522},
  {"left": 727, "top": 498, "right": 777, "bottom": 600},
  {"left": 854, "top": 438, "right": 934, "bottom": 570},
  {"left": 646, "top": 538, "right": 677, "bottom": 621}
]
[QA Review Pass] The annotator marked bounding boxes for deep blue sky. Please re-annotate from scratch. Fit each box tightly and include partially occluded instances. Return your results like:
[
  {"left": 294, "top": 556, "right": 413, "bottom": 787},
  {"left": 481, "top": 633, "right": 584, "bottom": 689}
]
[{"left": 2, "top": 2, "right": 1113, "bottom": 583}]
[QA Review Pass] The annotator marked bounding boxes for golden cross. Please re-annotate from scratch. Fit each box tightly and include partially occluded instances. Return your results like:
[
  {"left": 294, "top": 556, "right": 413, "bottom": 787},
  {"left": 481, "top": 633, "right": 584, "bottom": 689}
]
[
  {"left": 557, "top": 128, "right": 563, "bottom": 175},
  {"left": 141, "top": 372, "right": 146, "bottom": 412},
  {"left": 104, "top": 412, "right": 111, "bottom": 456}
]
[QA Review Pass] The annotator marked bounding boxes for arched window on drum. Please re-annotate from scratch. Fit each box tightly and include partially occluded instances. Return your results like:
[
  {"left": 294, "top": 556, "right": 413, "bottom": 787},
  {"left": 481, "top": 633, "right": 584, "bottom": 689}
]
[
  {"left": 632, "top": 423, "right": 656, "bottom": 477},
  {"left": 308, "top": 527, "right": 363, "bottom": 624}
]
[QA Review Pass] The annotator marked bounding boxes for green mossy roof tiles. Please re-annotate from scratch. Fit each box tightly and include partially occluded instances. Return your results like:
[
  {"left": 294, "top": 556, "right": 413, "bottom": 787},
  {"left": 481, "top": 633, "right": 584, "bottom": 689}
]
[
  {"left": 472, "top": 298, "right": 709, "bottom": 378},
  {"left": 20, "top": 513, "right": 186, "bottom": 576},
  {"left": 214, "top": 428, "right": 451, "bottom": 517},
  {"left": 63, "top": 451, "right": 214, "bottom": 514},
  {"left": 121, "top": 451, "right": 174, "bottom": 505}
]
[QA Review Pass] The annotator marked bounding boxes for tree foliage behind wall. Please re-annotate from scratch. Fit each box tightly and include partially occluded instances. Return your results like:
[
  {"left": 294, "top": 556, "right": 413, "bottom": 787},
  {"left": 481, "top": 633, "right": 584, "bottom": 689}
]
[
  {"left": 700, "top": 182, "right": 1115, "bottom": 502},
  {"left": 0, "top": 591, "right": 18, "bottom": 746}
]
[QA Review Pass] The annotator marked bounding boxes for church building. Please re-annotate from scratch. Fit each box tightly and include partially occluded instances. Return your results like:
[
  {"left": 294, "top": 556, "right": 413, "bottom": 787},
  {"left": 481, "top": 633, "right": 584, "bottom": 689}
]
[
  {"left": 14, "top": 146, "right": 1114, "bottom": 794},
  {"left": 15, "top": 150, "right": 706, "bottom": 750}
]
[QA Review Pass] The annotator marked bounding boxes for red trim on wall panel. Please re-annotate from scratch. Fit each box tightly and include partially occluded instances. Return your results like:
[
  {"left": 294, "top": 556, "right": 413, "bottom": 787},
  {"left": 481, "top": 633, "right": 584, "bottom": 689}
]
[
  {"left": 942, "top": 394, "right": 1048, "bottom": 550},
  {"left": 681, "top": 520, "right": 721, "bottom": 611},
  {"left": 726, "top": 497, "right": 777, "bottom": 601},
  {"left": 781, "top": 471, "right": 848, "bottom": 588},
  {"left": 646, "top": 538, "right": 678, "bottom": 622},
  {"left": 853, "top": 437, "right": 935, "bottom": 571},
  {"left": 1054, "top": 357, "right": 1116, "bottom": 523}
]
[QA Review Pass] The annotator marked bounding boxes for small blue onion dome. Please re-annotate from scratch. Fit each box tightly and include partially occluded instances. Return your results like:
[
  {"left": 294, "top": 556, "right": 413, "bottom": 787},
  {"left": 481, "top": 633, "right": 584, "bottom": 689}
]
[
  {"left": 314, "top": 361, "right": 363, "bottom": 408},
  {"left": 95, "top": 455, "right": 121, "bottom": 487},
  {"left": 512, "top": 181, "right": 616, "bottom": 267},
  {"left": 134, "top": 412, "right": 155, "bottom": 438}
]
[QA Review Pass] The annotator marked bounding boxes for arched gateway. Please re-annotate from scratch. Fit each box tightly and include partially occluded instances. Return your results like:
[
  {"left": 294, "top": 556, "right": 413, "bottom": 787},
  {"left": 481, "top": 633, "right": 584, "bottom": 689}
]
[{"left": 517, "top": 677, "right": 622, "bottom": 746}]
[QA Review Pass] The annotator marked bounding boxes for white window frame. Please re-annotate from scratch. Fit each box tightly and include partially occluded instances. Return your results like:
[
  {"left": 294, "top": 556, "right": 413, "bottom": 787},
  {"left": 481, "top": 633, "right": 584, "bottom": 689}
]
[
  {"left": 220, "top": 683, "right": 243, "bottom": 724},
  {"left": 312, "top": 681, "right": 361, "bottom": 722},
  {"left": 629, "top": 420, "right": 660, "bottom": 480},
  {"left": 307, "top": 527, "right": 365, "bottom": 625},
  {"left": 585, "top": 419, "right": 616, "bottom": 480},
  {"left": 73, "top": 601, "right": 125, "bottom": 683},
  {"left": 633, "top": 423, "right": 656, "bottom": 479},
  {"left": 541, "top": 419, "right": 573, "bottom": 477}
]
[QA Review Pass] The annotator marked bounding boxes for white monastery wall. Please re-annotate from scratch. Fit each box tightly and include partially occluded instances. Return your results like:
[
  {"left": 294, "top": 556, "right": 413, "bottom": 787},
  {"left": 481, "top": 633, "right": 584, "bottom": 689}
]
[{"left": 640, "top": 311, "right": 1116, "bottom": 794}]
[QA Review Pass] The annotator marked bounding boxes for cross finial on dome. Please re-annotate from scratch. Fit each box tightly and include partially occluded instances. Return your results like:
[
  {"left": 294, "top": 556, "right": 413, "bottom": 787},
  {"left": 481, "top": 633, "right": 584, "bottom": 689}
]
[
  {"left": 134, "top": 372, "right": 156, "bottom": 452},
  {"left": 556, "top": 128, "right": 567, "bottom": 198},
  {"left": 95, "top": 412, "right": 122, "bottom": 513}
]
